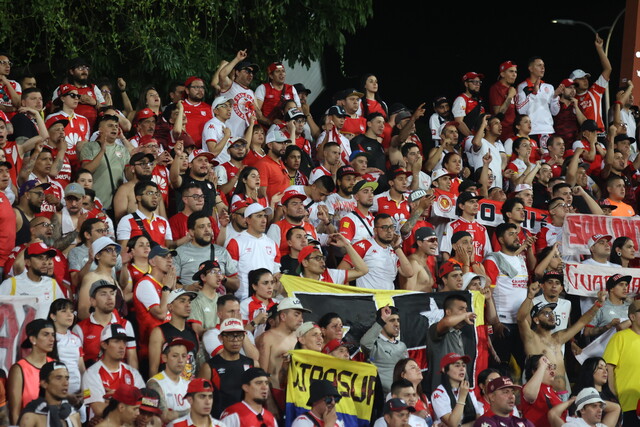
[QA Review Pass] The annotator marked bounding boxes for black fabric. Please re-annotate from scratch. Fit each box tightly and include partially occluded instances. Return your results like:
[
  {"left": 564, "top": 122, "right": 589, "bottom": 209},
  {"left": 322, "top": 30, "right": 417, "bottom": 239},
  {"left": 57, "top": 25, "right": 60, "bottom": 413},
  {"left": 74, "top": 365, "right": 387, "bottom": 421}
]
[
  {"left": 208, "top": 354, "right": 255, "bottom": 417},
  {"left": 15, "top": 208, "right": 31, "bottom": 246},
  {"left": 350, "top": 134, "right": 386, "bottom": 172},
  {"left": 131, "top": 212, "right": 159, "bottom": 247},
  {"left": 9, "top": 113, "right": 39, "bottom": 141}
]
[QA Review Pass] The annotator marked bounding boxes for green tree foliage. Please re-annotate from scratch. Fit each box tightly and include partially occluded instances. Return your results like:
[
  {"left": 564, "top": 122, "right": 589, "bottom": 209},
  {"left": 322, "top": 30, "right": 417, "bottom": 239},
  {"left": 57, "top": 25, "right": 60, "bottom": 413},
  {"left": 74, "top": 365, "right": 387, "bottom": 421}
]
[{"left": 1, "top": 0, "right": 372, "bottom": 96}]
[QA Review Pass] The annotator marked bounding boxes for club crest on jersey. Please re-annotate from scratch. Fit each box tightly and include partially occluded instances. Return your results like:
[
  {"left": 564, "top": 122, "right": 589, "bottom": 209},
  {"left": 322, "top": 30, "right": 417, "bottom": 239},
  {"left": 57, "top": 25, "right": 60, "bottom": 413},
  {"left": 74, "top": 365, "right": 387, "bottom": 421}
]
[
  {"left": 201, "top": 111, "right": 206, "bottom": 116},
  {"left": 266, "top": 247, "right": 273, "bottom": 255},
  {"left": 158, "top": 224, "right": 165, "bottom": 234},
  {"left": 437, "top": 194, "right": 454, "bottom": 213}
]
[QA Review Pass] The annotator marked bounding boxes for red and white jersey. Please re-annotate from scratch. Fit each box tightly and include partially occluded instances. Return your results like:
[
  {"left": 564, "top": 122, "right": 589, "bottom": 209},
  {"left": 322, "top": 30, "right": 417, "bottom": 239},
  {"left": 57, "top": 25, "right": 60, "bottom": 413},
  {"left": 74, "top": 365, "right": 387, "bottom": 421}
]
[
  {"left": 226, "top": 231, "right": 281, "bottom": 300},
  {"left": 221, "top": 81, "right": 256, "bottom": 138},
  {"left": 316, "top": 129, "right": 352, "bottom": 164},
  {"left": 183, "top": 100, "right": 213, "bottom": 145},
  {"left": 117, "top": 209, "right": 173, "bottom": 246},
  {"left": 576, "top": 75, "right": 608, "bottom": 131},
  {"left": 52, "top": 84, "right": 104, "bottom": 129},
  {"left": 219, "top": 161, "right": 240, "bottom": 187},
  {"left": 47, "top": 145, "right": 73, "bottom": 187},
  {"left": 516, "top": 78, "right": 560, "bottom": 135},
  {"left": 82, "top": 361, "right": 144, "bottom": 417},
  {"left": 371, "top": 191, "right": 410, "bottom": 227},
  {"left": 202, "top": 116, "right": 231, "bottom": 163},
  {"left": 151, "top": 164, "right": 171, "bottom": 206},
  {"left": 240, "top": 296, "right": 276, "bottom": 337},
  {"left": 2, "top": 140, "right": 22, "bottom": 186},
  {"left": 342, "top": 238, "right": 399, "bottom": 290},
  {"left": 341, "top": 116, "right": 367, "bottom": 136},
  {"left": 56, "top": 330, "right": 84, "bottom": 393},
  {"left": 170, "top": 414, "right": 227, "bottom": 427},
  {"left": 255, "top": 82, "right": 300, "bottom": 120},
  {"left": 484, "top": 252, "right": 529, "bottom": 324},
  {"left": 0, "top": 80, "right": 21, "bottom": 117},
  {"left": 506, "top": 158, "right": 534, "bottom": 177},
  {"left": 452, "top": 93, "right": 484, "bottom": 118},
  {"left": 267, "top": 219, "right": 317, "bottom": 256},
  {"left": 312, "top": 268, "right": 348, "bottom": 285},
  {"left": 149, "top": 371, "right": 190, "bottom": 413},
  {"left": 535, "top": 223, "right": 563, "bottom": 254},
  {"left": 440, "top": 218, "right": 492, "bottom": 263},
  {"left": 44, "top": 111, "right": 90, "bottom": 169},
  {"left": 28, "top": 174, "right": 64, "bottom": 219},
  {"left": 431, "top": 384, "right": 483, "bottom": 422},
  {"left": 221, "top": 401, "right": 278, "bottom": 427},
  {"left": 324, "top": 193, "right": 357, "bottom": 224},
  {"left": 73, "top": 311, "right": 136, "bottom": 363},
  {"left": 339, "top": 211, "right": 374, "bottom": 243},
  {"left": 309, "top": 165, "right": 331, "bottom": 184},
  {"left": 133, "top": 275, "right": 171, "bottom": 360}
]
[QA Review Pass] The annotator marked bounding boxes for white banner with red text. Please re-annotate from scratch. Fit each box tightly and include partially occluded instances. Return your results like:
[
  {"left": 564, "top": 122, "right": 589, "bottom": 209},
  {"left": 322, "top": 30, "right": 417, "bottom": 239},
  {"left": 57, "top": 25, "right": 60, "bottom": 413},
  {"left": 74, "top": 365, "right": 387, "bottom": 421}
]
[
  {"left": 0, "top": 296, "right": 39, "bottom": 374},
  {"left": 561, "top": 214, "right": 640, "bottom": 257},
  {"left": 564, "top": 263, "right": 640, "bottom": 297}
]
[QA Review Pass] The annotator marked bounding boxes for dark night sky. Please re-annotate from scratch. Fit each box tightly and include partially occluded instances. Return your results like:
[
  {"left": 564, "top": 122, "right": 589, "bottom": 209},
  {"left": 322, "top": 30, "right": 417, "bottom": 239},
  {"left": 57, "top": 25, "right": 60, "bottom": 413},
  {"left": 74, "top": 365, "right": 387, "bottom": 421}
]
[{"left": 316, "top": 1, "right": 628, "bottom": 138}]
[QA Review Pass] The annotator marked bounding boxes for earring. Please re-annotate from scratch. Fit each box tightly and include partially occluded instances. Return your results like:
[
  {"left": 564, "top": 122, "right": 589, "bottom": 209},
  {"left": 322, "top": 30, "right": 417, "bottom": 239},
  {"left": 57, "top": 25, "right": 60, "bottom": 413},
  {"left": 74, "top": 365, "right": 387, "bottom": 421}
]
[{"left": 617, "top": 252, "right": 622, "bottom": 256}]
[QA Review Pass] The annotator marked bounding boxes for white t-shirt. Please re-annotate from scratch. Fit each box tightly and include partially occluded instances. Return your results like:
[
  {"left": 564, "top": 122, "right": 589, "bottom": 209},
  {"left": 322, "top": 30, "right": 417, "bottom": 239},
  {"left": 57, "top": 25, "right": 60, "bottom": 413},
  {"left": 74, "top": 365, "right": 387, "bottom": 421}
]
[
  {"left": 431, "top": 384, "right": 484, "bottom": 421},
  {"left": 0, "top": 271, "right": 64, "bottom": 319},
  {"left": 147, "top": 371, "right": 190, "bottom": 412},
  {"left": 202, "top": 116, "right": 231, "bottom": 164}
]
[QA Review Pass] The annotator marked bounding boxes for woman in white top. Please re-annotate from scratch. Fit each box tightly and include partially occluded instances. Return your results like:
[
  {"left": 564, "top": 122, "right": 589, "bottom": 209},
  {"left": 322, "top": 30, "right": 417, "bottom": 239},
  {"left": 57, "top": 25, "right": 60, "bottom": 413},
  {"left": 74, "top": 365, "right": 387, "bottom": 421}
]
[{"left": 48, "top": 298, "right": 86, "bottom": 396}]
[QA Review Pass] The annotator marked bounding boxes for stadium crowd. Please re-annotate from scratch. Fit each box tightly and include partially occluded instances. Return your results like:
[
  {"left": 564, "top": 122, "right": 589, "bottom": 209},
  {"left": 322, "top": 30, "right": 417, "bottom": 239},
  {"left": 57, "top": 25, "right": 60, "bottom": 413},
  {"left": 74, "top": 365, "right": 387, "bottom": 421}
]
[{"left": 0, "top": 33, "right": 639, "bottom": 427}]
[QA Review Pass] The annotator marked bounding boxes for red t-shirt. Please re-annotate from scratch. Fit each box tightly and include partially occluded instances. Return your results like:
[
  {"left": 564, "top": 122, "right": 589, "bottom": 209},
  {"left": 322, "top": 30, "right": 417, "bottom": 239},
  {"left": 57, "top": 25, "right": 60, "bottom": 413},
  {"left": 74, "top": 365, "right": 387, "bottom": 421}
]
[
  {"left": 489, "top": 81, "right": 516, "bottom": 141},
  {"left": 520, "top": 384, "right": 564, "bottom": 427},
  {"left": 168, "top": 212, "right": 219, "bottom": 241},
  {"left": 183, "top": 100, "right": 213, "bottom": 145}
]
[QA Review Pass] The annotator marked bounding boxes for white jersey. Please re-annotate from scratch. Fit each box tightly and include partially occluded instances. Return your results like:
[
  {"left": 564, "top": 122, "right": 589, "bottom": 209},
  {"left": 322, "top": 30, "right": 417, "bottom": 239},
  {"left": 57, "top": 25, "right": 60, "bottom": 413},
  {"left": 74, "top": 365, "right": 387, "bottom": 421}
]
[
  {"left": 148, "top": 371, "right": 190, "bottom": 413},
  {"left": 465, "top": 137, "right": 505, "bottom": 189},
  {"left": 516, "top": 80, "right": 560, "bottom": 135},
  {"left": 226, "top": 231, "right": 280, "bottom": 300},
  {"left": 202, "top": 116, "right": 231, "bottom": 164},
  {"left": 56, "top": 331, "right": 84, "bottom": 393},
  {"left": 407, "top": 171, "right": 432, "bottom": 191},
  {"left": 348, "top": 238, "right": 399, "bottom": 290},
  {"left": 429, "top": 113, "right": 446, "bottom": 143},
  {"left": 0, "top": 271, "right": 64, "bottom": 319},
  {"left": 169, "top": 414, "right": 227, "bottom": 427},
  {"left": 484, "top": 252, "right": 529, "bottom": 324},
  {"left": 324, "top": 193, "right": 357, "bottom": 225},
  {"left": 373, "top": 415, "right": 427, "bottom": 427},
  {"left": 221, "top": 82, "right": 256, "bottom": 138}
]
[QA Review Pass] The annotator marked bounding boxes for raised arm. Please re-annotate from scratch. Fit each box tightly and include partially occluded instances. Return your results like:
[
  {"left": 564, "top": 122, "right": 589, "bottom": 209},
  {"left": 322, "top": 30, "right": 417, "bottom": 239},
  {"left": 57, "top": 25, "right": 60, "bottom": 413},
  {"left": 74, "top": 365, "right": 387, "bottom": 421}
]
[
  {"left": 331, "top": 233, "right": 368, "bottom": 280},
  {"left": 517, "top": 281, "right": 539, "bottom": 340},
  {"left": 595, "top": 34, "right": 612, "bottom": 82},
  {"left": 556, "top": 291, "right": 606, "bottom": 344},
  {"left": 218, "top": 50, "right": 247, "bottom": 92}
]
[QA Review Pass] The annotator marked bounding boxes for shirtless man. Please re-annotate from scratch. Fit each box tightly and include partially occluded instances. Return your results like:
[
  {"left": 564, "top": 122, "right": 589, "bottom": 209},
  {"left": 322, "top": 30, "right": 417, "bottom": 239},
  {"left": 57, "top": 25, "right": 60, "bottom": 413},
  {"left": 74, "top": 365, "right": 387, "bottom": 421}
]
[
  {"left": 257, "top": 297, "right": 310, "bottom": 414},
  {"left": 401, "top": 227, "right": 438, "bottom": 291},
  {"left": 112, "top": 152, "right": 164, "bottom": 222},
  {"left": 517, "top": 281, "right": 606, "bottom": 392}
]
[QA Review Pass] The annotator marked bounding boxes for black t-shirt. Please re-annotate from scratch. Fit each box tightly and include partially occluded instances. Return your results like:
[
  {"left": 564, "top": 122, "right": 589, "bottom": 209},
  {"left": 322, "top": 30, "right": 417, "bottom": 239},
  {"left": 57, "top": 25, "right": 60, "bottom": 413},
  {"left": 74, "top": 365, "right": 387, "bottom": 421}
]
[
  {"left": 9, "top": 113, "right": 38, "bottom": 141},
  {"left": 350, "top": 134, "right": 386, "bottom": 172},
  {"left": 280, "top": 254, "right": 299, "bottom": 276},
  {"left": 208, "top": 354, "right": 255, "bottom": 417},
  {"left": 176, "top": 176, "right": 217, "bottom": 216}
]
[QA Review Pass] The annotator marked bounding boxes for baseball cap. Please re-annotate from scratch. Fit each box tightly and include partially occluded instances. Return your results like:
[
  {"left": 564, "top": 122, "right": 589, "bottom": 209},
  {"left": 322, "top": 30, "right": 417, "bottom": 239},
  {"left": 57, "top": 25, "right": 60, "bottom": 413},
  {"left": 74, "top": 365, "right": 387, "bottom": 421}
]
[
  {"left": 148, "top": 245, "right": 177, "bottom": 260},
  {"left": 212, "top": 96, "right": 233, "bottom": 110},
  {"left": 187, "top": 149, "right": 218, "bottom": 164},
  {"left": 25, "top": 242, "right": 57, "bottom": 258},
  {"left": 64, "top": 182, "right": 85, "bottom": 198},
  {"left": 440, "top": 352, "right": 471, "bottom": 372},
  {"left": 486, "top": 376, "right": 522, "bottom": 393},
  {"left": 21, "top": 319, "right": 55, "bottom": 348},
  {"left": 384, "top": 398, "right": 416, "bottom": 414},
  {"left": 234, "top": 61, "right": 258, "bottom": 73},
  {"left": 40, "top": 361, "right": 68, "bottom": 381},
  {"left": 606, "top": 274, "right": 632, "bottom": 291},
  {"left": 294, "top": 83, "right": 312, "bottom": 95},
  {"left": 431, "top": 168, "right": 456, "bottom": 181},
  {"left": 514, "top": 183, "right": 532, "bottom": 193},
  {"left": 575, "top": 387, "right": 606, "bottom": 412},
  {"left": 560, "top": 78, "right": 575, "bottom": 88},
  {"left": 337, "top": 165, "right": 359, "bottom": 180},
  {"left": 277, "top": 297, "right": 311, "bottom": 312},
  {"left": 244, "top": 203, "right": 273, "bottom": 218},
  {"left": 306, "top": 380, "right": 341, "bottom": 406},
  {"left": 395, "top": 110, "right": 412, "bottom": 123},
  {"left": 265, "top": 127, "right": 289, "bottom": 144},
  {"left": 91, "top": 236, "right": 121, "bottom": 257},
  {"left": 241, "top": 367, "right": 270, "bottom": 384},
  {"left": 327, "top": 105, "right": 348, "bottom": 117},
  {"left": 499, "top": 61, "right": 517, "bottom": 73},
  {"left": 101, "top": 323, "right": 135, "bottom": 342},
  {"left": 588, "top": 234, "right": 612, "bottom": 248},
  {"left": 167, "top": 288, "right": 198, "bottom": 304},
  {"left": 580, "top": 119, "right": 599, "bottom": 132},
  {"left": 108, "top": 384, "right": 142, "bottom": 406},
  {"left": 45, "top": 116, "right": 69, "bottom": 129},
  {"left": 285, "top": 108, "right": 305, "bottom": 122},
  {"left": 267, "top": 62, "right": 285, "bottom": 74},
  {"left": 230, "top": 199, "right": 251, "bottom": 214},
  {"left": 298, "top": 245, "right": 320, "bottom": 265},
  {"left": 569, "top": 69, "right": 591, "bottom": 80},
  {"left": 437, "top": 120, "right": 460, "bottom": 136},
  {"left": 598, "top": 199, "right": 618, "bottom": 211},
  {"left": 408, "top": 189, "right": 427, "bottom": 203},
  {"left": 339, "top": 88, "right": 364, "bottom": 99},
  {"left": 451, "top": 230, "right": 472, "bottom": 244},
  {"left": 387, "top": 165, "right": 412, "bottom": 181},
  {"left": 457, "top": 191, "right": 483, "bottom": 206},
  {"left": 462, "top": 72, "right": 484, "bottom": 81},
  {"left": 459, "top": 180, "right": 482, "bottom": 193},
  {"left": 19, "top": 180, "right": 51, "bottom": 197},
  {"left": 130, "top": 152, "right": 155, "bottom": 166},
  {"left": 349, "top": 150, "right": 370, "bottom": 162},
  {"left": 184, "top": 76, "right": 202, "bottom": 88},
  {"left": 192, "top": 260, "right": 221, "bottom": 282},
  {"left": 296, "top": 321, "right": 319, "bottom": 338},
  {"left": 614, "top": 134, "right": 637, "bottom": 144},
  {"left": 139, "top": 388, "right": 162, "bottom": 415},
  {"left": 89, "top": 279, "right": 118, "bottom": 298},
  {"left": 162, "top": 337, "right": 195, "bottom": 353},
  {"left": 462, "top": 272, "right": 486, "bottom": 290},
  {"left": 138, "top": 135, "right": 159, "bottom": 147},
  {"left": 135, "top": 108, "right": 156, "bottom": 122},
  {"left": 57, "top": 84, "right": 78, "bottom": 97},
  {"left": 439, "top": 262, "right": 462, "bottom": 278},
  {"left": 352, "top": 179, "right": 378, "bottom": 193},
  {"left": 415, "top": 227, "right": 437, "bottom": 242},
  {"left": 281, "top": 189, "right": 307, "bottom": 205},
  {"left": 187, "top": 378, "right": 215, "bottom": 395},
  {"left": 322, "top": 339, "right": 349, "bottom": 355},
  {"left": 433, "top": 96, "right": 448, "bottom": 107},
  {"left": 219, "top": 318, "right": 246, "bottom": 334},
  {"left": 530, "top": 302, "right": 558, "bottom": 319}
]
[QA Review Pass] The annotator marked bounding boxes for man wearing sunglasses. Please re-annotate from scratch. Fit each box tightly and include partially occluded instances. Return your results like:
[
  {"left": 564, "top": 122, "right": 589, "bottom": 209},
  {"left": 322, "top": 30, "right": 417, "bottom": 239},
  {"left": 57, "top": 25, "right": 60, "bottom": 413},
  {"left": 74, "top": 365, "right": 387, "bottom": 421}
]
[
  {"left": 453, "top": 72, "right": 486, "bottom": 137},
  {"left": 0, "top": 52, "right": 21, "bottom": 117},
  {"left": 298, "top": 235, "right": 367, "bottom": 284},
  {"left": 291, "top": 379, "right": 344, "bottom": 427}
]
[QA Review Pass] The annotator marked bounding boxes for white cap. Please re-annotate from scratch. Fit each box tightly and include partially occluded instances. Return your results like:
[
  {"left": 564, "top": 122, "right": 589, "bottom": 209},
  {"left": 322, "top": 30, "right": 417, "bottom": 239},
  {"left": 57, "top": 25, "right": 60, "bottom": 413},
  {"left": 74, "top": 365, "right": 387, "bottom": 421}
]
[
  {"left": 462, "top": 272, "right": 486, "bottom": 290},
  {"left": 432, "top": 168, "right": 455, "bottom": 181},
  {"left": 244, "top": 203, "right": 273, "bottom": 218},
  {"left": 514, "top": 183, "right": 532, "bottom": 193},
  {"left": 265, "top": 127, "right": 289, "bottom": 144},
  {"left": 91, "top": 237, "right": 121, "bottom": 257},
  {"left": 587, "top": 234, "right": 613, "bottom": 248},
  {"left": 575, "top": 387, "right": 605, "bottom": 412},
  {"left": 277, "top": 297, "right": 311, "bottom": 313},
  {"left": 296, "top": 321, "right": 319, "bottom": 338},
  {"left": 569, "top": 69, "right": 591, "bottom": 80},
  {"left": 211, "top": 96, "right": 233, "bottom": 110},
  {"left": 219, "top": 318, "right": 246, "bottom": 333},
  {"left": 167, "top": 288, "right": 198, "bottom": 304}
]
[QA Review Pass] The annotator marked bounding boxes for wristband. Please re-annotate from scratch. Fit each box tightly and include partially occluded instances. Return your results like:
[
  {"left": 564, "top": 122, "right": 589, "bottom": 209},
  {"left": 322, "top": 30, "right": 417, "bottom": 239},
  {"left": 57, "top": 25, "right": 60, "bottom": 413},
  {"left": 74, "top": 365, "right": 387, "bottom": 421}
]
[
  {"left": 614, "top": 101, "right": 622, "bottom": 106},
  {"left": 161, "top": 286, "right": 171, "bottom": 293},
  {"left": 595, "top": 301, "right": 603, "bottom": 308},
  {"left": 456, "top": 402, "right": 465, "bottom": 406}
]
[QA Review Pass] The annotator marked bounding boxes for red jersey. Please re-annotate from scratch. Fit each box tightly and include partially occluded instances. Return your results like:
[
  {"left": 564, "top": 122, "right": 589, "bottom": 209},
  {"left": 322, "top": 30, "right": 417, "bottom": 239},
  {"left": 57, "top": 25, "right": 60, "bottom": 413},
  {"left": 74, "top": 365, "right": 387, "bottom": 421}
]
[
  {"left": 541, "top": 155, "right": 563, "bottom": 178},
  {"left": 221, "top": 401, "right": 277, "bottom": 427},
  {"left": 372, "top": 191, "right": 410, "bottom": 225},
  {"left": 243, "top": 149, "right": 266, "bottom": 167},
  {"left": 255, "top": 156, "right": 289, "bottom": 201},
  {"left": 257, "top": 83, "right": 296, "bottom": 120},
  {"left": 440, "top": 218, "right": 492, "bottom": 263},
  {"left": 127, "top": 263, "right": 150, "bottom": 288},
  {"left": 183, "top": 100, "right": 213, "bottom": 145},
  {"left": 0, "top": 80, "right": 21, "bottom": 120},
  {"left": 489, "top": 81, "right": 516, "bottom": 141},
  {"left": 569, "top": 139, "right": 603, "bottom": 175},
  {"left": 45, "top": 111, "right": 90, "bottom": 170},
  {"left": 151, "top": 164, "right": 170, "bottom": 206},
  {"left": 31, "top": 177, "right": 64, "bottom": 219},
  {"left": 133, "top": 275, "right": 170, "bottom": 359},
  {"left": 75, "top": 311, "right": 135, "bottom": 363},
  {"left": 4, "top": 245, "right": 69, "bottom": 291},
  {"left": 47, "top": 145, "right": 72, "bottom": 187},
  {"left": 342, "top": 116, "right": 367, "bottom": 136},
  {"left": 575, "top": 75, "right": 608, "bottom": 131},
  {"left": 168, "top": 212, "right": 219, "bottom": 241},
  {"left": 520, "top": 384, "right": 564, "bottom": 427},
  {"left": 73, "top": 85, "right": 101, "bottom": 130},
  {"left": 2, "top": 140, "right": 22, "bottom": 186},
  {"left": 0, "top": 191, "right": 16, "bottom": 267},
  {"left": 266, "top": 219, "right": 317, "bottom": 256},
  {"left": 117, "top": 210, "right": 172, "bottom": 246},
  {"left": 402, "top": 219, "right": 435, "bottom": 255}
]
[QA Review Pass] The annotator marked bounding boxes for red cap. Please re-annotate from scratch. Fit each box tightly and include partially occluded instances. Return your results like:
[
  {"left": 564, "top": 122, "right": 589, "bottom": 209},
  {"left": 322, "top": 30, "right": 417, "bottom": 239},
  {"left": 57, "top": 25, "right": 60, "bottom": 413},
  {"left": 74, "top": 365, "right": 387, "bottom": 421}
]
[
  {"left": 499, "top": 61, "right": 517, "bottom": 73},
  {"left": 298, "top": 245, "right": 320, "bottom": 265},
  {"left": 45, "top": 116, "right": 69, "bottom": 129},
  {"left": 187, "top": 378, "right": 215, "bottom": 395},
  {"left": 439, "top": 262, "right": 462, "bottom": 278},
  {"left": 107, "top": 384, "right": 142, "bottom": 406},
  {"left": 135, "top": 108, "right": 156, "bottom": 122},
  {"left": 138, "top": 135, "right": 159, "bottom": 146},
  {"left": 231, "top": 199, "right": 251, "bottom": 214},
  {"left": 184, "top": 76, "right": 202, "bottom": 88},
  {"left": 462, "top": 72, "right": 484, "bottom": 82},
  {"left": 188, "top": 149, "right": 218, "bottom": 165},
  {"left": 162, "top": 337, "right": 195, "bottom": 353},
  {"left": 440, "top": 352, "right": 471, "bottom": 372},
  {"left": 57, "top": 84, "right": 78, "bottom": 97},
  {"left": 267, "top": 62, "right": 285, "bottom": 74},
  {"left": 281, "top": 189, "right": 306, "bottom": 205},
  {"left": 25, "top": 242, "right": 57, "bottom": 258},
  {"left": 560, "top": 78, "right": 575, "bottom": 87},
  {"left": 322, "top": 339, "right": 346, "bottom": 354}
]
